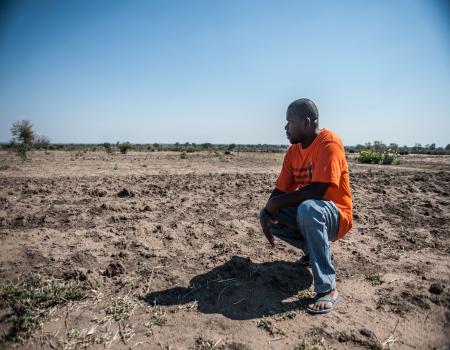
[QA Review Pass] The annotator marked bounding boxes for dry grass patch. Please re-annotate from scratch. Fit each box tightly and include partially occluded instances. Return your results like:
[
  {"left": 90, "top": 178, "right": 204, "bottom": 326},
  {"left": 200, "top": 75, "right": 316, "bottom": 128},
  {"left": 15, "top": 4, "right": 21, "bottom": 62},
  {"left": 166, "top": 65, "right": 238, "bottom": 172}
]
[{"left": 0, "top": 274, "right": 87, "bottom": 341}]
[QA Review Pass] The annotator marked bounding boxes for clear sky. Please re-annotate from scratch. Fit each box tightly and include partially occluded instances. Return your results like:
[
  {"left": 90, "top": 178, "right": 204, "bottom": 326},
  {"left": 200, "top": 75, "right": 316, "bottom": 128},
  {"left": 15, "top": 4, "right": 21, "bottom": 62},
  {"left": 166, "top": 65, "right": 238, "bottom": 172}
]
[{"left": 1, "top": 0, "right": 449, "bottom": 146}]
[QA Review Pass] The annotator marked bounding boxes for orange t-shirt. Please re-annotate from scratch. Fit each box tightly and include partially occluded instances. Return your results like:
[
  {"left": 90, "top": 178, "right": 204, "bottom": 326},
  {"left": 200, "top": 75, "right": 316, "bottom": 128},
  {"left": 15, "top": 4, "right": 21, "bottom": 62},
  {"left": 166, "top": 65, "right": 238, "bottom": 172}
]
[{"left": 275, "top": 129, "right": 352, "bottom": 239}]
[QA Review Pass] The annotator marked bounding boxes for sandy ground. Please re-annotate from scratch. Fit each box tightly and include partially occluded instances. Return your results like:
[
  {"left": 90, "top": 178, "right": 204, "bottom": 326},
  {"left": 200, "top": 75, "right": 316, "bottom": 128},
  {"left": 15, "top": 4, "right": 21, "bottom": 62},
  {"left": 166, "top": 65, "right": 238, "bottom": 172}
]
[{"left": 0, "top": 150, "right": 449, "bottom": 350}]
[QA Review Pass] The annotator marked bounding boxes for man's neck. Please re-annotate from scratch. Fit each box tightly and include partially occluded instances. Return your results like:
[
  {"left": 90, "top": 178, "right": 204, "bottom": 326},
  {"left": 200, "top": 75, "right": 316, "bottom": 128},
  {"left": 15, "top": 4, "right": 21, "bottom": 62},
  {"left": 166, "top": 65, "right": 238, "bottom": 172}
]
[{"left": 301, "top": 129, "right": 320, "bottom": 149}]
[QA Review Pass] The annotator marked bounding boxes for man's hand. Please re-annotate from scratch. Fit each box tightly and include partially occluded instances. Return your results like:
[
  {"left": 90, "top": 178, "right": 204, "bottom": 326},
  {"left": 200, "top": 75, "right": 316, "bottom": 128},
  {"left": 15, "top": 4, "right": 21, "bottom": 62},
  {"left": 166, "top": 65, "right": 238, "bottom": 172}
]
[{"left": 259, "top": 208, "right": 276, "bottom": 247}]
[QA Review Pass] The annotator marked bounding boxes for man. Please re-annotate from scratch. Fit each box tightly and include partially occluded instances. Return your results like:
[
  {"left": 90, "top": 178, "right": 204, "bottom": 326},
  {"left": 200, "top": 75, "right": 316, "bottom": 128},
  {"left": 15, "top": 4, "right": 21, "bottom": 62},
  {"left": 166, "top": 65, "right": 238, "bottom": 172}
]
[{"left": 259, "top": 98, "right": 352, "bottom": 314}]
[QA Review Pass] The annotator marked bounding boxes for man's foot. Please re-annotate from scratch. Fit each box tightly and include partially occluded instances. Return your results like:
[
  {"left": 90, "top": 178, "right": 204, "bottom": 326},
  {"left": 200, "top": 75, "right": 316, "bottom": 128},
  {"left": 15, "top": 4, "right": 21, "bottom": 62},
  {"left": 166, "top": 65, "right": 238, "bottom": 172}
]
[{"left": 306, "top": 290, "right": 340, "bottom": 314}]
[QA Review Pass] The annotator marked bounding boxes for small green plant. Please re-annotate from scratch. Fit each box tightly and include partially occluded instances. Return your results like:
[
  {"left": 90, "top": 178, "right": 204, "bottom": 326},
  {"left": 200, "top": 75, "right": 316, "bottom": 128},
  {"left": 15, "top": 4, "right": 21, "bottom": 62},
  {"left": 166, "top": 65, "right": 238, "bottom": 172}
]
[
  {"left": 180, "top": 151, "right": 187, "bottom": 159},
  {"left": 366, "top": 272, "right": 383, "bottom": 286}
]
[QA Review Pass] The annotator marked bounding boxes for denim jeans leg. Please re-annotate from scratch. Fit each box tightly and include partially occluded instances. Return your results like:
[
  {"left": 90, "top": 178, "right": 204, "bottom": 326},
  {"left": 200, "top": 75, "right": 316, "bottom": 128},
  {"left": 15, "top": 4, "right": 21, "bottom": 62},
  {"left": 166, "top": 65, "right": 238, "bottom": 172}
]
[
  {"left": 297, "top": 199, "right": 339, "bottom": 293},
  {"left": 270, "top": 207, "right": 306, "bottom": 251}
]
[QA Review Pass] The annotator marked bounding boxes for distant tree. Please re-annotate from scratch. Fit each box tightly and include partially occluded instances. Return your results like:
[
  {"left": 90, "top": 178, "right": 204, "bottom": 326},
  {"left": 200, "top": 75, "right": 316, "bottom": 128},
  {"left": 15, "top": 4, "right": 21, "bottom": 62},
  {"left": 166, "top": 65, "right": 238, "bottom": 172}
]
[
  {"left": 34, "top": 135, "right": 50, "bottom": 149},
  {"left": 429, "top": 143, "right": 436, "bottom": 150},
  {"left": 11, "top": 120, "right": 35, "bottom": 146},
  {"left": 413, "top": 143, "right": 422, "bottom": 151},
  {"left": 446, "top": 144, "right": 450, "bottom": 151},
  {"left": 103, "top": 142, "right": 113, "bottom": 153},
  {"left": 388, "top": 143, "right": 399, "bottom": 152},
  {"left": 10, "top": 120, "right": 37, "bottom": 161},
  {"left": 373, "top": 141, "right": 387, "bottom": 152},
  {"left": 228, "top": 143, "right": 236, "bottom": 151},
  {"left": 118, "top": 141, "right": 132, "bottom": 154}
]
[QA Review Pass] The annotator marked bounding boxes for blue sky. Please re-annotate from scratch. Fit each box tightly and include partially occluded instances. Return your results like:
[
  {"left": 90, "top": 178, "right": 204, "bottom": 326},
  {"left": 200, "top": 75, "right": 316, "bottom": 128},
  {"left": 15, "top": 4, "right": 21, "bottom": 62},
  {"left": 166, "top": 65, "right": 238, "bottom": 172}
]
[{"left": 1, "top": 0, "right": 449, "bottom": 146}]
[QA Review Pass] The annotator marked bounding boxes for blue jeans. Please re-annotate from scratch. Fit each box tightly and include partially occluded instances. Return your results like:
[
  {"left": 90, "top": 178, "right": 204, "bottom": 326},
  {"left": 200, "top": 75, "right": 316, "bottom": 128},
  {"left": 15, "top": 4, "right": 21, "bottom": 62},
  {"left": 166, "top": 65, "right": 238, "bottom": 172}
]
[{"left": 270, "top": 199, "right": 339, "bottom": 293}]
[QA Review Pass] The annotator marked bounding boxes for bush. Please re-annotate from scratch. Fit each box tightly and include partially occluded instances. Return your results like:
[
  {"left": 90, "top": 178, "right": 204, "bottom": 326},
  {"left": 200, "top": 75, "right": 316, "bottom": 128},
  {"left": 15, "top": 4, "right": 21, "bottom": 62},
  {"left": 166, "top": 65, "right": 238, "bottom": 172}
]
[
  {"left": 15, "top": 143, "right": 29, "bottom": 161},
  {"left": 118, "top": 142, "right": 132, "bottom": 154},
  {"left": 34, "top": 135, "right": 50, "bottom": 149},
  {"left": 358, "top": 149, "right": 398, "bottom": 165},
  {"left": 103, "top": 142, "right": 113, "bottom": 154},
  {"left": 382, "top": 151, "right": 397, "bottom": 165},
  {"left": 358, "top": 150, "right": 382, "bottom": 164}
]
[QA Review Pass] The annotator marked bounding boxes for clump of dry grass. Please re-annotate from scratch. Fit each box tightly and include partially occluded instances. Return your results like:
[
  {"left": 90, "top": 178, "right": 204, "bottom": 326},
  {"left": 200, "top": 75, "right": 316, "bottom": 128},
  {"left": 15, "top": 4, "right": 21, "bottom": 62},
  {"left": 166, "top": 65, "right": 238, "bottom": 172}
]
[
  {"left": 192, "top": 335, "right": 216, "bottom": 350},
  {"left": 256, "top": 318, "right": 285, "bottom": 337},
  {"left": 103, "top": 295, "right": 137, "bottom": 322},
  {"left": 366, "top": 272, "right": 383, "bottom": 286},
  {"left": 294, "top": 338, "right": 333, "bottom": 350}
]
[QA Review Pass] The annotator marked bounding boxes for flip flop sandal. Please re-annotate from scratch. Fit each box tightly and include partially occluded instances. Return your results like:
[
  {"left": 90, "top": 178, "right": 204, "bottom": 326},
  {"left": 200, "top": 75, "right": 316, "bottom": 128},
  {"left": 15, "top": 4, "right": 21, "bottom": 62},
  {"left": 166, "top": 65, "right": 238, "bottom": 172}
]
[{"left": 306, "top": 293, "right": 340, "bottom": 315}]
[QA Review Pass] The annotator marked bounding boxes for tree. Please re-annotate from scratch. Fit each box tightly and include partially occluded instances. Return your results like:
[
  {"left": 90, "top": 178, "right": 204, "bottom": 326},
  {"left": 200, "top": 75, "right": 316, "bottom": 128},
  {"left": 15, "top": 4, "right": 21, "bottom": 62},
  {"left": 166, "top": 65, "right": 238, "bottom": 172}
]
[
  {"left": 118, "top": 142, "right": 132, "bottom": 154},
  {"left": 10, "top": 120, "right": 36, "bottom": 161},
  {"left": 388, "top": 143, "right": 399, "bottom": 152},
  {"left": 34, "top": 135, "right": 50, "bottom": 149},
  {"left": 11, "top": 120, "right": 35, "bottom": 146},
  {"left": 373, "top": 141, "right": 387, "bottom": 152}
]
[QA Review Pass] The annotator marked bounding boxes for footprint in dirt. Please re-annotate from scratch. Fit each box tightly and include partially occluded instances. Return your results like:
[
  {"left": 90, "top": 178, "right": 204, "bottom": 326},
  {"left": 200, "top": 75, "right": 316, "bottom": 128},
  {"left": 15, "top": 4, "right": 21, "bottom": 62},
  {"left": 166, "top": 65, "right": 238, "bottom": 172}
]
[{"left": 143, "top": 256, "right": 313, "bottom": 320}]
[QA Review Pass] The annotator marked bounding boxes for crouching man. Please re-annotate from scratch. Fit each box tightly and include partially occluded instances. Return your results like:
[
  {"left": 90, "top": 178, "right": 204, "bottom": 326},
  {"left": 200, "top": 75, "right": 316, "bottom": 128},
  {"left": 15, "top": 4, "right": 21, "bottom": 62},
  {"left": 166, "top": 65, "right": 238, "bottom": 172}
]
[{"left": 259, "top": 98, "right": 352, "bottom": 314}]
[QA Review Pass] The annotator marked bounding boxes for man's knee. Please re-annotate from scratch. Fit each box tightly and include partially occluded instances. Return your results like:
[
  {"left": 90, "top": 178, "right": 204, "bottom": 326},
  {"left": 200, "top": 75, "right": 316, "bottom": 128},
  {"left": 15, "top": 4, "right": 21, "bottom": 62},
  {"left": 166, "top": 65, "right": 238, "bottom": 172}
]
[{"left": 297, "top": 200, "right": 322, "bottom": 228}]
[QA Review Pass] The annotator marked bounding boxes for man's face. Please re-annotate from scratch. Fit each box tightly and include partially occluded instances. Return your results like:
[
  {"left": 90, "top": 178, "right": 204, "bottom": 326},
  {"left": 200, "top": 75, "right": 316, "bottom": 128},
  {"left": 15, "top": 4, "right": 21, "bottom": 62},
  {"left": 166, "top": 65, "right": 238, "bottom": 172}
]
[{"left": 285, "top": 113, "right": 307, "bottom": 144}]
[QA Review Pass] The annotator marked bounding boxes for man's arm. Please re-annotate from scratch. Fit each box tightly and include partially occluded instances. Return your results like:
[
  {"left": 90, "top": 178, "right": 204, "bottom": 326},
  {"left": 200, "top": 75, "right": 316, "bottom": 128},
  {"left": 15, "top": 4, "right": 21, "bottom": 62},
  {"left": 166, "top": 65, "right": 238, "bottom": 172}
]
[
  {"left": 265, "top": 182, "right": 330, "bottom": 216},
  {"left": 259, "top": 183, "right": 328, "bottom": 247},
  {"left": 269, "top": 188, "right": 285, "bottom": 199}
]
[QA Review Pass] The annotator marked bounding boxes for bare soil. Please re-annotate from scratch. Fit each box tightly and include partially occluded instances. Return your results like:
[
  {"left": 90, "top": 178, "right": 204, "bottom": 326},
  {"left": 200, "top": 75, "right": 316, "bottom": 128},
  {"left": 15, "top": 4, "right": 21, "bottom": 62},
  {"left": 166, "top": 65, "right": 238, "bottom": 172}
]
[{"left": 0, "top": 150, "right": 449, "bottom": 350}]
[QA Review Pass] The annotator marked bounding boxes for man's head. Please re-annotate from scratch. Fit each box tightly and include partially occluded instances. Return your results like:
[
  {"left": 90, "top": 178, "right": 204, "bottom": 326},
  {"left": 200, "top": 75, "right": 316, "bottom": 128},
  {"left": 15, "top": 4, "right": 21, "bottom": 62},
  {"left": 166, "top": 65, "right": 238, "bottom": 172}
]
[{"left": 285, "top": 98, "right": 319, "bottom": 144}]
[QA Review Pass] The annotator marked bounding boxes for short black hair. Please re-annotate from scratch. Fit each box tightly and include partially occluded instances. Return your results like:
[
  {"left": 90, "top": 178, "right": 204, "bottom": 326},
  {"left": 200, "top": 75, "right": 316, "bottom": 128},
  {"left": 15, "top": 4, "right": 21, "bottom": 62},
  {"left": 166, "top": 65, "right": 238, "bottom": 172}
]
[{"left": 287, "top": 98, "right": 319, "bottom": 120}]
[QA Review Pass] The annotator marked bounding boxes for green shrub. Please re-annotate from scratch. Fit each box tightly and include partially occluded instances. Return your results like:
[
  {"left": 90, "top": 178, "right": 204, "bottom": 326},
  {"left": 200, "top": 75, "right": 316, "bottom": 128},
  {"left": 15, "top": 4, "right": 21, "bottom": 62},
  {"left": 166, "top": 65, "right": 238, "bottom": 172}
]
[
  {"left": 358, "top": 150, "right": 381, "bottom": 164},
  {"left": 0, "top": 275, "right": 86, "bottom": 340},
  {"left": 15, "top": 143, "right": 29, "bottom": 161},
  {"left": 103, "top": 142, "right": 113, "bottom": 154},
  {"left": 358, "top": 149, "right": 398, "bottom": 165},
  {"left": 118, "top": 142, "right": 132, "bottom": 154},
  {"left": 382, "top": 151, "right": 397, "bottom": 165}
]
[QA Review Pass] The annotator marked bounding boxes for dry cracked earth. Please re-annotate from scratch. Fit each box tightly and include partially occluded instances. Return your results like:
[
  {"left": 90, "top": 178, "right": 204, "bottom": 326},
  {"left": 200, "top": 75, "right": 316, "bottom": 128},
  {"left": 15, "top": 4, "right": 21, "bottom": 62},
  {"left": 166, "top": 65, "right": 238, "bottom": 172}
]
[{"left": 0, "top": 150, "right": 449, "bottom": 349}]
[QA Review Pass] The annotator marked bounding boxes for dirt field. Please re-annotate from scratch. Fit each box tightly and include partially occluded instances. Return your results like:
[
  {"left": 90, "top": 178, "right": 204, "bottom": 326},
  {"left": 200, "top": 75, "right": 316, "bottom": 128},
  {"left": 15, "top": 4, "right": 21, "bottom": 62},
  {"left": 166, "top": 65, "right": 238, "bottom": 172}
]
[{"left": 0, "top": 150, "right": 449, "bottom": 350}]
